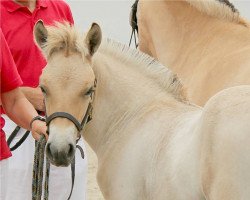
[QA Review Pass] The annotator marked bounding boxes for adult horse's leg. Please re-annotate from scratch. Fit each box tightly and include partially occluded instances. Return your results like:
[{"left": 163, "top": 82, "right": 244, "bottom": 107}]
[{"left": 200, "top": 86, "right": 250, "bottom": 199}]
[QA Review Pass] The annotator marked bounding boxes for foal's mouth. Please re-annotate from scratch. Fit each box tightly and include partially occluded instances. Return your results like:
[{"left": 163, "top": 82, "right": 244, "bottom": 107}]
[{"left": 48, "top": 154, "right": 74, "bottom": 167}]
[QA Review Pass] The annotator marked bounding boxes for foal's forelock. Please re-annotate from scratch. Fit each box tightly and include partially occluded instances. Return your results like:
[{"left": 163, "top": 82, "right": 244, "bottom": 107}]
[{"left": 41, "top": 22, "right": 88, "bottom": 59}]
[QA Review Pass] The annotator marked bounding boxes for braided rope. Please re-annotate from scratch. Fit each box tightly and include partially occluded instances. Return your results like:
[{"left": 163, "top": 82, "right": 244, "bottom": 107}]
[
  {"left": 31, "top": 126, "right": 85, "bottom": 200},
  {"left": 32, "top": 135, "right": 50, "bottom": 200},
  {"left": 44, "top": 157, "right": 50, "bottom": 199}
]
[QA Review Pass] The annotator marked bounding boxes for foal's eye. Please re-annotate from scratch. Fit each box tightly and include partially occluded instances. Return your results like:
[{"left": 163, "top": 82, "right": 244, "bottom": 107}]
[
  {"left": 85, "top": 87, "right": 94, "bottom": 96},
  {"left": 40, "top": 86, "right": 47, "bottom": 95}
]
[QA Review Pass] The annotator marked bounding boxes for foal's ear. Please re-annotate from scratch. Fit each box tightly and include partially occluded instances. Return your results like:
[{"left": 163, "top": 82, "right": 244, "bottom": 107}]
[
  {"left": 85, "top": 23, "right": 102, "bottom": 56},
  {"left": 34, "top": 20, "right": 48, "bottom": 49}
]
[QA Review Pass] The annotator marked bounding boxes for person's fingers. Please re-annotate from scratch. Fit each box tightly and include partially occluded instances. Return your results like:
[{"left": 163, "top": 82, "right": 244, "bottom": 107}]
[
  {"left": 31, "top": 120, "right": 48, "bottom": 140},
  {"left": 32, "top": 130, "right": 48, "bottom": 141},
  {"left": 44, "top": 133, "right": 48, "bottom": 141},
  {"left": 32, "top": 131, "right": 41, "bottom": 141},
  {"left": 39, "top": 129, "right": 49, "bottom": 140},
  {"left": 40, "top": 124, "right": 48, "bottom": 140}
]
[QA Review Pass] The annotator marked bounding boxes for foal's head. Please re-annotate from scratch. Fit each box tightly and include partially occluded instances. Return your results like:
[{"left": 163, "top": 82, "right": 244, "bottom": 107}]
[{"left": 34, "top": 21, "right": 102, "bottom": 166}]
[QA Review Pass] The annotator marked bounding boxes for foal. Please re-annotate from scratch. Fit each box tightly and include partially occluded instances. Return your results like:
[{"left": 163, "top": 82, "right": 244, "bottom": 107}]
[{"left": 35, "top": 21, "right": 250, "bottom": 200}]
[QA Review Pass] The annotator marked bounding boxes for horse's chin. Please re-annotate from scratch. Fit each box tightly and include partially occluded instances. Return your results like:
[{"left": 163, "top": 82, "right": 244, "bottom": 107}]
[{"left": 48, "top": 156, "right": 73, "bottom": 167}]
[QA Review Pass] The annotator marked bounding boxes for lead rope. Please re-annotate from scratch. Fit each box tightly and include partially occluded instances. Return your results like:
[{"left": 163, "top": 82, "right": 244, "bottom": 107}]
[
  {"left": 32, "top": 136, "right": 83, "bottom": 200},
  {"left": 32, "top": 119, "right": 87, "bottom": 200},
  {"left": 32, "top": 134, "right": 49, "bottom": 200},
  {"left": 7, "top": 126, "right": 30, "bottom": 151}
]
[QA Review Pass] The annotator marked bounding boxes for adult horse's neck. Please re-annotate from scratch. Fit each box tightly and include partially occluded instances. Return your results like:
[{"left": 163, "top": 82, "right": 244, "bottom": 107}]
[
  {"left": 138, "top": 0, "right": 250, "bottom": 105},
  {"left": 139, "top": 0, "right": 247, "bottom": 69},
  {"left": 83, "top": 40, "right": 185, "bottom": 158}
]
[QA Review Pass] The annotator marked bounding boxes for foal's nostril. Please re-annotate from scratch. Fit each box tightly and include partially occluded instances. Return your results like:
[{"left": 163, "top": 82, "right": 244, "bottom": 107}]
[
  {"left": 68, "top": 144, "right": 74, "bottom": 157},
  {"left": 45, "top": 142, "right": 75, "bottom": 166}
]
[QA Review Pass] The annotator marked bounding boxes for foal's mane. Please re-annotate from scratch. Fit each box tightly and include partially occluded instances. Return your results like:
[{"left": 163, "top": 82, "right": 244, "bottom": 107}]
[
  {"left": 185, "top": 0, "right": 247, "bottom": 26},
  {"left": 42, "top": 22, "right": 186, "bottom": 102},
  {"left": 99, "top": 39, "right": 186, "bottom": 101}
]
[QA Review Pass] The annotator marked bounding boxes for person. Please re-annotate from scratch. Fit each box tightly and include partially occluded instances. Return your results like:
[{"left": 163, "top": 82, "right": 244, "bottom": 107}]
[
  {"left": 0, "top": 28, "right": 47, "bottom": 200},
  {"left": 0, "top": 0, "right": 87, "bottom": 199}
]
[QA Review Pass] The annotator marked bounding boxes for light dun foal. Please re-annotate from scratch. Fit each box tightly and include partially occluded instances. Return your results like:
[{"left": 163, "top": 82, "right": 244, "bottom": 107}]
[{"left": 35, "top": 21, "right": 250, "bottom": 200}]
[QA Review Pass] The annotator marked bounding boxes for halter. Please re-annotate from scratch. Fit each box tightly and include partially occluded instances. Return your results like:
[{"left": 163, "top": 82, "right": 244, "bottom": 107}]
[
  {"left": 46, "top": 103, "right": 93, "bottom": 133},
  {"left": 129, "top": 0, "right": 139, "bottom": 47},
  {"left": 32, "top": 79, "right": 97, "bottom": 200},
  {"left": 45, "top": 79, "right": 97, "bottom": 135}
]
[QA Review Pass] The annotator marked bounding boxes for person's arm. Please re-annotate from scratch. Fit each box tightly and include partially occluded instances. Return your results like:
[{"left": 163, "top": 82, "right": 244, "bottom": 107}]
[
  {"left": 1, "top": 28, "right": 46, "bottom": 140},
  {"left": 1, "top": 87, "right": 47, "bottom": 140},
  {"left": 20, "top": 86, "right": 45, "bottom": 112}
]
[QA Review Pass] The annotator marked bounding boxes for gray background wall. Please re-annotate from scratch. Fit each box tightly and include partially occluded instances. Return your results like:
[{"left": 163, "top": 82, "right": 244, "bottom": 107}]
[{"left": 66, "top": 0, "right": 250, "bottom": 44}]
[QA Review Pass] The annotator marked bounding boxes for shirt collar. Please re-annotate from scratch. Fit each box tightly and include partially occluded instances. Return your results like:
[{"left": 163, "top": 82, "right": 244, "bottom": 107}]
[
  {"left": 37, "top": 0, "right": 47, "bottom": 8},
  {"left": 1, "top": 0, "right": 47, "bottom": 13}
]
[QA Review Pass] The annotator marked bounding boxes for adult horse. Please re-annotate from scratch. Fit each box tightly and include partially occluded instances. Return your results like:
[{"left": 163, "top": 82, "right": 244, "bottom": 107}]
[
  {"left": 34, "top": 21, "right": 250, "bottom": 199},
  {"left": 136, "top": 0, "right": 250, "bottom": 106}
]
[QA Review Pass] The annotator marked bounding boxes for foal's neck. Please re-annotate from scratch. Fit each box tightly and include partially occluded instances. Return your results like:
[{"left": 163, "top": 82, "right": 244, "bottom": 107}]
[{"left": 84, "top": 51, "right": 173, "bottom": 157}]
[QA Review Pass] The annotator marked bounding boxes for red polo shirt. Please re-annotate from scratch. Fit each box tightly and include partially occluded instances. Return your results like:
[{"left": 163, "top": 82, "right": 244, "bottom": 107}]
[
  {"left": 0, "top": 0, "right": 74, "bottom": 87},
  {"left": 1, "top": 29, "right": 23, "bottom": 160}
]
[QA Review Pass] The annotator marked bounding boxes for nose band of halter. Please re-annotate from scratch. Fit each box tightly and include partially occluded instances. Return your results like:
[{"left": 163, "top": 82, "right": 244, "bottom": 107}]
[
  {"left": 46, "top": 103, "right": 93, "bottom": 132},
  {"left": 46, "top": 112, "right": 82, "bottom": 131}
]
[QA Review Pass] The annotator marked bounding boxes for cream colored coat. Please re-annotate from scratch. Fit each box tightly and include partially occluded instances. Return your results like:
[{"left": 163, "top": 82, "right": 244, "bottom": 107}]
[
  {"left": 35, "top": 22, "right": 250, "bottom": 200},
  {"left": 138, "top": 0, "right": 250, "bottom": 106}
]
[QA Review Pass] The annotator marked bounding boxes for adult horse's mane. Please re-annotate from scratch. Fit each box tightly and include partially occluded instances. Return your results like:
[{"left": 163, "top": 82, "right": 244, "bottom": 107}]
[
  {"left": 185, "top": 0, "right": 246, "bottom": 25},
  {"left": 130, "top": 0, "right": 247, "bottom": 28},
  {"left": 38, "top": 22, "right": 186, "bottom": 101}
]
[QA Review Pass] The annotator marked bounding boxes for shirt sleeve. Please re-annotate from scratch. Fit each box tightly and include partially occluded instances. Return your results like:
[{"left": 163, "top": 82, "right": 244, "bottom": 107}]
[{"left": 1, "top": 29, "right": 23, "bottom": 93}]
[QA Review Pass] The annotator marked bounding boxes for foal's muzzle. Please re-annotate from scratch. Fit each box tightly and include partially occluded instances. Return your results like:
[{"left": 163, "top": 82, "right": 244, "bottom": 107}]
[
  {"left": 44, "top": 103, "right": 94, "bottom": 166},
  {"left": 46, "top": 141, "right": 75, "bottom": 166}
]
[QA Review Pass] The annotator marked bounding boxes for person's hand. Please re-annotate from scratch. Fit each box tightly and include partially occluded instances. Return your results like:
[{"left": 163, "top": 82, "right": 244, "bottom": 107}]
[
  {"left": 21, "top": 87, "right": 45, "bottom": 111},
  {"left": 31, "top": 120, "right": 48, "bottom": 140}
]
